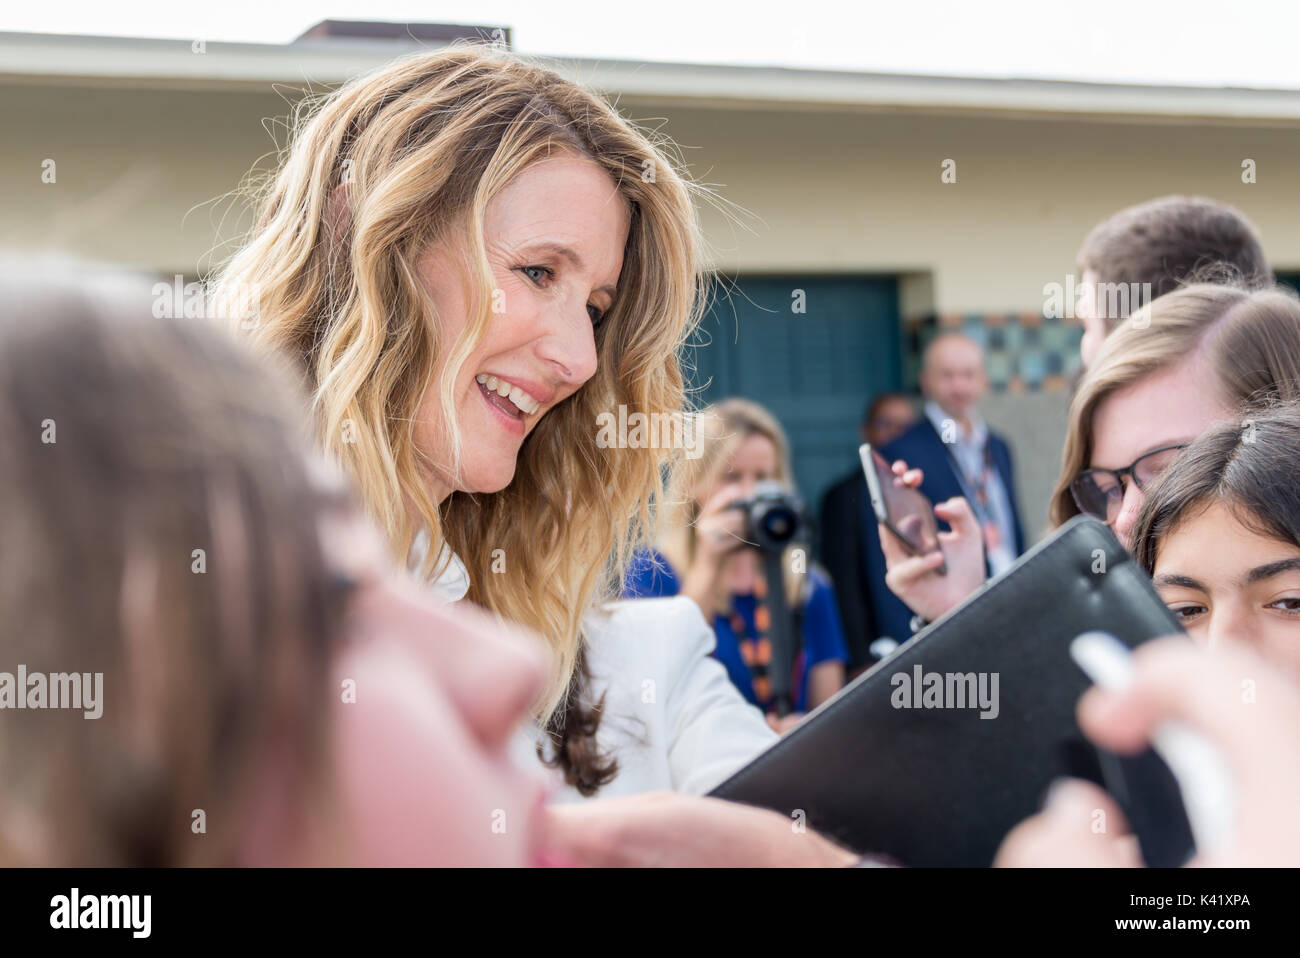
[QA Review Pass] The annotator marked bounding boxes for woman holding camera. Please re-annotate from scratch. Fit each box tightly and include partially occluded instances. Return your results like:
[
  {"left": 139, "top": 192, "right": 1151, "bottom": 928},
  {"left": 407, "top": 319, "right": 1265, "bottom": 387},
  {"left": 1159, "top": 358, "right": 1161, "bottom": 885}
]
[{"left": 625, "top": 399, "right": 848, "bottom": 731}]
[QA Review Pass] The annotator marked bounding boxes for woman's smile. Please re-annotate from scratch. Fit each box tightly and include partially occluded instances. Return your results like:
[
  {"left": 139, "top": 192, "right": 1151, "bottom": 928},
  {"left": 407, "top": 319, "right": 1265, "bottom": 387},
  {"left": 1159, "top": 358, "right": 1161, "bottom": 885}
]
[
  {"left": 475, "top": 373, "right": 543, "bottom": 416},
  {"left": 475, "top": 375, "right": 529, "bottom": 435}
]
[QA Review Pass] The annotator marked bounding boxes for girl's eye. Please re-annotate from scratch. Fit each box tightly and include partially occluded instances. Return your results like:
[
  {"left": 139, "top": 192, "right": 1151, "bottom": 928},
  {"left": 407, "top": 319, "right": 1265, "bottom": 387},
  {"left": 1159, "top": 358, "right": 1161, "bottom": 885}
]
[
  {"left": 1268, "top": 596, "right": 1300, "bottom": 615},
  {"left": 1168, "top": 602, "right": 1207, "bottom": 622},
  {"left": 587, "top": 304, "right": 605, "bottom": 325},
  {"left": 519, "top": 265, "right": 553, "bottom": 285}
]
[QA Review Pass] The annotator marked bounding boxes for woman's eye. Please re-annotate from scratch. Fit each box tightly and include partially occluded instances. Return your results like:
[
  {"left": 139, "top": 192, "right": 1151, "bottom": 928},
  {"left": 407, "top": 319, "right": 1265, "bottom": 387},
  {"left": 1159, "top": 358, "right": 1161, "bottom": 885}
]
[
  {"left": 1268, "top": 596, "right": 1300, "bottom": 615},
  {"left": 519, "top": 265, "right": 553, "bottom": 285},
  {"left": 1167, "top": 602, "right": 1207, "bottom": 622},
  {"left": 587, "top": 304, "right": 605, "bottom": 325}
]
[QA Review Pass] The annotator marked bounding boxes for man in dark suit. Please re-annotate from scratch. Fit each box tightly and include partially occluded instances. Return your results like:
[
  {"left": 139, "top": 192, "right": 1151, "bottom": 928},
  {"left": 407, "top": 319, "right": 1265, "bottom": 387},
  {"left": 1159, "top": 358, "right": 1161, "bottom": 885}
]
[{"left": 820, "top": 335, "right": 1024, "bottom": 670}]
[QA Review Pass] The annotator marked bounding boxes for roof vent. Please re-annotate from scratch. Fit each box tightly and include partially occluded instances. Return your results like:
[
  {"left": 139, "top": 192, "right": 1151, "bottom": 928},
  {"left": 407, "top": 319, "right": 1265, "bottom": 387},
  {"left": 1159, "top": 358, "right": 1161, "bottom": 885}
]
[{"left": 295, "top": 20, "right": 511, "bottom": 48}]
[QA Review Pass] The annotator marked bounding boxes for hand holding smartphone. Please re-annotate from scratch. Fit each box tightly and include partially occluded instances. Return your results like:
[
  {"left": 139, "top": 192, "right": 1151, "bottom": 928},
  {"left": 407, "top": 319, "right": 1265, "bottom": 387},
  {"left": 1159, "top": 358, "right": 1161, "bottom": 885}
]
[{"left": 860, "top": 443, "right": 947, "bottom": 575}]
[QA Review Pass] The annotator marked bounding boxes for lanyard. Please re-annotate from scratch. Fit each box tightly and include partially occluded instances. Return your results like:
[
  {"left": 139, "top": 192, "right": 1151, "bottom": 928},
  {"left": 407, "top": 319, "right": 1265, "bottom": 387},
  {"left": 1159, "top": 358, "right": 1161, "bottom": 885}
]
[
  {"left": 936, "top": 423, "right": 997, "bottom": 526},
  {"left": 727, "top": 576, "right": 806, "bottom": 710},
  {"left": 729, "top": 576, "right": 773, "bottom": 706},
  {"left": 936, "top": 424, "right": 1009, "bottom": 558}
]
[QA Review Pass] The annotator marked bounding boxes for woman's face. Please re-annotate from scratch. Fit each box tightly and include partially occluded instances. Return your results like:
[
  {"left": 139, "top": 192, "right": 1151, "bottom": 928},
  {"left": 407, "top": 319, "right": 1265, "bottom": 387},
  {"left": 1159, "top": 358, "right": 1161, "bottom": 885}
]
[
  {"left": 413, "top": 154, "right": 632, "bottom": 500},
  {"left": 1153, "top": 501, "right": 1300, "bottom": 678},
  {"left": 1088, "top": 356, "right": 1233, "bottom": 549},
  {"left": 701, "top": 433, "right": 781, "bottom": 593},
  {"left": 703, "top": 433, "right": 780, "bottom": 506},
  {"left": 320, "top": 507, "right": 557, "bottom": 866}
]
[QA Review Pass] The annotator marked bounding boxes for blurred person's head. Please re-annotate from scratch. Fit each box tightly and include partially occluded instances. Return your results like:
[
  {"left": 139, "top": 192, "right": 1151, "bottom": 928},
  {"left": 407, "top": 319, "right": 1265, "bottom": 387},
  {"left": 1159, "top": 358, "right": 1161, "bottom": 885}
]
[
  {"left": 0, "top": 262, "right": 336, "bottom": 865},
  {"left": 661, "top": 398, "right": 801, "bottom": 601},
  {"left": 0, "top": 261, "right": 551, "bottom": 866},
  {"left": 1132, "top": 405, "right": 1300, "bottom": 678},
  {"left": 919, "top": 334, "right": 986, "bottom": 425},
  {"left": 215, "top": 45, "right": 709, "bottom": 793},
  {"left": 1076, "top": 196, "right": 1270, "bottom": 366},
  {"left": 861, "top": 392, "right": 916, "bottom": 448},
  {"left": 316, "top": 491, "right": 552, "bottom": 867},
  {"left": 1051, "top": 283, "right": 1300, "bottom": 548}
]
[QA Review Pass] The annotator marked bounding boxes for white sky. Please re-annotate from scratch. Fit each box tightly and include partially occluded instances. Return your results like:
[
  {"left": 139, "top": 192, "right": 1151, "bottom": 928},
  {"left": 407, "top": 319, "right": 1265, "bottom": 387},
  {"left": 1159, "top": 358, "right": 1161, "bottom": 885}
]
[{"left": 6, "top": 0, "right": 1300, "bottom": 89}]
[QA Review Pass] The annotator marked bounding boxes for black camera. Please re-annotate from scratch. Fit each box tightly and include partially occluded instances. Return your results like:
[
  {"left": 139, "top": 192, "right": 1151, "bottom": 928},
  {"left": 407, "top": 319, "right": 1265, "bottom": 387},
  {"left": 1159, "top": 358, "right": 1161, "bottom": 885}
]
[{"left": 731, "top": 481, "right": 808, "bottom": 553}]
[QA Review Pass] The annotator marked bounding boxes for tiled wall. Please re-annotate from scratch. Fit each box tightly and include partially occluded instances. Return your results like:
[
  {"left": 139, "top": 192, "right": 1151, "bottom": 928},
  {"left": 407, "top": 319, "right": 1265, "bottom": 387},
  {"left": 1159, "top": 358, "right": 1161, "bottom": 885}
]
[
  {"left": 900, "top": 311, "right": 1084, "bottom": 540},
  {"left": 904, "top": 312, "right": 1084, "bottom": 394}
]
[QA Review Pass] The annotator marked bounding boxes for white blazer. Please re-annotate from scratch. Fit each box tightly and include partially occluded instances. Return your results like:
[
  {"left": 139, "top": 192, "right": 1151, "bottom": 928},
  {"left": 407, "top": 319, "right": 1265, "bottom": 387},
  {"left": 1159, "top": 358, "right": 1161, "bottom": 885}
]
[{"left": 424, "top": 547, "right": 777, "bottom": 802}]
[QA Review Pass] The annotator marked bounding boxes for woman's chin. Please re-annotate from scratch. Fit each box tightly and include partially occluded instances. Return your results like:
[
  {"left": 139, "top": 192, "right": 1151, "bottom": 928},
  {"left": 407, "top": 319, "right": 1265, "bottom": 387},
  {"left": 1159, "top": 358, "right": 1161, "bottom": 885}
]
[{"left": 461, "top": 463, "right": 517, "bottom": 496}]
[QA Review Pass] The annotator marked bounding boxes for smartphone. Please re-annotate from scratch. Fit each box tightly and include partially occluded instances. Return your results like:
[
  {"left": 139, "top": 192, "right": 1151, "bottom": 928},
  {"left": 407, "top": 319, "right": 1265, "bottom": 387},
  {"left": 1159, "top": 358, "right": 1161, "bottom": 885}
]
[{"left": 859, "top": 442, "right": 946, "bottom": 574}]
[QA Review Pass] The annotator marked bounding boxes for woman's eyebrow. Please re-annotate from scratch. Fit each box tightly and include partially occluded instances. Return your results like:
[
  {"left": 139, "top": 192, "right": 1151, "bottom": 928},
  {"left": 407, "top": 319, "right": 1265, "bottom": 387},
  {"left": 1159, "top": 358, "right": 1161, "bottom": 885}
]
[
  {"left": 1243, "top": 556, "right": 1300, "bottom": 584},
  {"left": 1153, "top": 573, "right": 1206, "bottom": 590}
]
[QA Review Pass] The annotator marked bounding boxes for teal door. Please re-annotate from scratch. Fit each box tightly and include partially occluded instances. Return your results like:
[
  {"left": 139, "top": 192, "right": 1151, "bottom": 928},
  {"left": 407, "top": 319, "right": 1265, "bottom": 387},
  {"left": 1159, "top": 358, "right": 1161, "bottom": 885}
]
[{"left": 684, "top": 274, "right": 902, "bottom": 531}]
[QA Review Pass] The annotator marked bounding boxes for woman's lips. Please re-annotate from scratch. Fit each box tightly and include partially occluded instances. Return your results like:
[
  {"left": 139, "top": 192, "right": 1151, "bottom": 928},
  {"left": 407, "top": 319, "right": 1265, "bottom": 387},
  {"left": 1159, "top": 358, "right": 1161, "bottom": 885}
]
[{"left": 477, "top": 379, "right": 526, "bottom": 435}]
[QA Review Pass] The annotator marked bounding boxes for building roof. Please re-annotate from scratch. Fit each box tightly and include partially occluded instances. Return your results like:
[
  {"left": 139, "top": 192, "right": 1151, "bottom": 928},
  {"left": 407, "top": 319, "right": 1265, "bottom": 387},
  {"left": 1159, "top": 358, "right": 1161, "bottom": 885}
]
[{"left": 3, "top": 29, "right": 1300, "bottom": 125}]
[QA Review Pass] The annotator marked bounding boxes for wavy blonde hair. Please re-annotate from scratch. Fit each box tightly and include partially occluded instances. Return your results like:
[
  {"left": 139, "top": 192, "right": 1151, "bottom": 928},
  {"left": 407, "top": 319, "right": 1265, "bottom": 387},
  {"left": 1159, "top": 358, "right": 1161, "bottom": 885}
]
[
  {"left": 213, "top": 45, "right": 708, "bottom": 739},
  {"left": 1049, "top": 283, "right": 1300, "bottom": 527}
]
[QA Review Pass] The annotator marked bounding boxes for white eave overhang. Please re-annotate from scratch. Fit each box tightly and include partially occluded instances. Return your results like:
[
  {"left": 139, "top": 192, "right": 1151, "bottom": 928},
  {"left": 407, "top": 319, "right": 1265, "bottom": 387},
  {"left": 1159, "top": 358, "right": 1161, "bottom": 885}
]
[{"left": 2, "top": 30, "right": 1299, "bottom": 126}]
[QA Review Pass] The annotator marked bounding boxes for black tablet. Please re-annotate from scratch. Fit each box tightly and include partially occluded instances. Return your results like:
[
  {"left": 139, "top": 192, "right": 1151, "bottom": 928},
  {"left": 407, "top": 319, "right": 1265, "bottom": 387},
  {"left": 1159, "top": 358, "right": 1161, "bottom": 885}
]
[{"left": 708, "top": 515, "right": 1188, "bottom": 866}]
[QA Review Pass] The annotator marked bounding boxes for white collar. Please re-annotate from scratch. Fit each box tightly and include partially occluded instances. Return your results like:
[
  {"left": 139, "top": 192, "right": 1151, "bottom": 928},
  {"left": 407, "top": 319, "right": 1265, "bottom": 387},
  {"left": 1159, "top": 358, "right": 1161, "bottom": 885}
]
[
  {"left": 409, "top": 528, "right": 470, "bottom": 603},
  {"left": 924, "top": 399, "right": 987, "bottom": 446}
]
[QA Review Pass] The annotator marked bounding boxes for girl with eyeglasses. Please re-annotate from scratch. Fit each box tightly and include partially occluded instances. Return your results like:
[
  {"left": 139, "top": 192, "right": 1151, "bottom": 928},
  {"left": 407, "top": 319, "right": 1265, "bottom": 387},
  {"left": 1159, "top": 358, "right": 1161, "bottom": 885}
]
[
  {"left": 997, "top": 406, "right": 1300, "bottom": 868},
  {"left": 1131, "top": 403, "right": 1300, "bottom": 678},
  {"left": 880, "top": 282, "right": 1300, "bottom": 624}
]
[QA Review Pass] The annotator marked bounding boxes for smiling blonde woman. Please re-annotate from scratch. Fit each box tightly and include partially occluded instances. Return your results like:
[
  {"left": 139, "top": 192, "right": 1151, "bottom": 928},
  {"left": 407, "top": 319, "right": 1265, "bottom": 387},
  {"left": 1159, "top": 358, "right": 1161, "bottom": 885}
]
[{"left": 214, "top": 44, "right": 777, "bottom": 803}]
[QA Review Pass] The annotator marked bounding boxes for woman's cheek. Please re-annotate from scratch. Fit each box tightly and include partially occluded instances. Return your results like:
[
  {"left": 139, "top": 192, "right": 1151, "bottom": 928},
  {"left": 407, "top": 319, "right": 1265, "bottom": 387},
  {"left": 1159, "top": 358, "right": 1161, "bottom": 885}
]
[{"left": 1258, "top": 621, "right": 1300, "bottom": 681}]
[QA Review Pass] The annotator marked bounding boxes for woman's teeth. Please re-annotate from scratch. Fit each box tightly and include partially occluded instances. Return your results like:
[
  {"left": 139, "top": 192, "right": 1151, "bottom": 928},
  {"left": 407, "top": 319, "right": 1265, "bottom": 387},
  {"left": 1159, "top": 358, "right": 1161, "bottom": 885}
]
[{"left": 475, "top": 374, "right": 540, "bottom": 416}]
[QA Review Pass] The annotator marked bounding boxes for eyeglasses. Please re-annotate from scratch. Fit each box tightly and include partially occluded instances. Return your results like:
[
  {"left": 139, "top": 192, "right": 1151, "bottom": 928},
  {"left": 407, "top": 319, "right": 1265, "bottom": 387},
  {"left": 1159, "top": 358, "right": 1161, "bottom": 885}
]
[{"left": 1070, "top": 443, "right": 1189, "bottom": 524}]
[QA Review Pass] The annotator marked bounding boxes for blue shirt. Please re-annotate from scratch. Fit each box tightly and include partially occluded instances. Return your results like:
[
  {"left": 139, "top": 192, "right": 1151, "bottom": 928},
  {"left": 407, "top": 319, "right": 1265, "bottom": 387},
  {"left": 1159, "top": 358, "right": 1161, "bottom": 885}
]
[{"left": 622, "top": 549, "right": 848, "bottom": 712}]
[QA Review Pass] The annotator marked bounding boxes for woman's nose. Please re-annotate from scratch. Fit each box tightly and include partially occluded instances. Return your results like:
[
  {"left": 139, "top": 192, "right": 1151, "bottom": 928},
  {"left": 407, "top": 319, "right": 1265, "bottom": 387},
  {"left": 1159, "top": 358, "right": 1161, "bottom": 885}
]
[
  {"left": 454, "top": 629, "right": 546, "bottom": 753},
  {"left": 536, "top": 303, "right": 598, "bottom": 388},
  {"left": 1111, "top": 481, "right": 1145, "bottom": 549},
  {"left": 378, "top": 582, "right": 550, "bottom": 753},
  {"left": 440, "top": 609, "right": 550, "bottom": 753},
  {"left": 1204, "top": 605, "right": 1252, "bottom": 653}
]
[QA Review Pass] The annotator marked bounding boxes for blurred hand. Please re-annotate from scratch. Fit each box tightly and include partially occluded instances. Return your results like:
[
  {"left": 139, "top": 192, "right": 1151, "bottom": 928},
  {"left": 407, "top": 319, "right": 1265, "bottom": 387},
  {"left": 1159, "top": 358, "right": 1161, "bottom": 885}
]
[
  {"left": 878, "top": 460, "right": 985, "bottom": 623},
  {"left": 692, "top": 482, "right": 749, "bottom": 567},
  {"left": 766, "top": 711, "right": 804, "bottom": 734},
  {"left": 543, "top": 791, "right": 859, "bottom": 868},
  {"left": 1079, "top": 637, "right": 1300, "bottom": 867},
  {"left": 995, "top": 779, "right": 1141, "bottom": 868},
  {"left": 680, "top": 482, "right": 749, "bottom": 615},
  {"left": 998, "top": 638, "right": 1300, "bottom": 867}
]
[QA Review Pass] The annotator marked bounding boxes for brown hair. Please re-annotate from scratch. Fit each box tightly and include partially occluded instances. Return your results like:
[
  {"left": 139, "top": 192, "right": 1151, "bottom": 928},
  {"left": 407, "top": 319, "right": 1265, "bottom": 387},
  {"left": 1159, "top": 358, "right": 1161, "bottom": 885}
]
[
  {"left": 1050, "top": 283, "right": 1300, "bottom": 528},
  {"left": 1077, "top": 195, "right": 1270, "bottom": 331},
  {"left": 1132, "top": 403, "right": 1300, "bottom": 576},
  {"left": 0, "top": 261, "right": 339, "bottom": 865}
]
